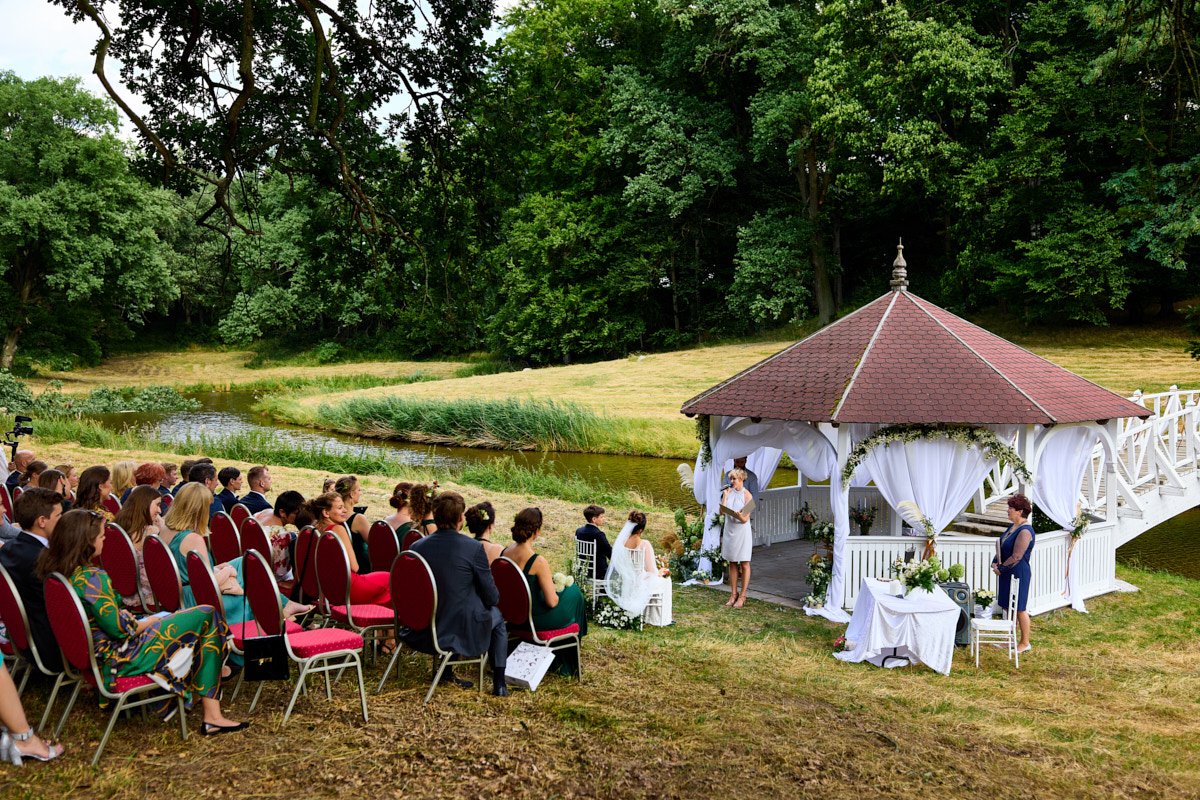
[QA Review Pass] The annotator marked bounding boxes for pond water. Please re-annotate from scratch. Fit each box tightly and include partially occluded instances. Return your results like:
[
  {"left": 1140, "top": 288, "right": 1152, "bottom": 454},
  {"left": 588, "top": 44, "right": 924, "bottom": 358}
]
[{"left": 90, "top": 392, "right": 1198, "bottom": 578}]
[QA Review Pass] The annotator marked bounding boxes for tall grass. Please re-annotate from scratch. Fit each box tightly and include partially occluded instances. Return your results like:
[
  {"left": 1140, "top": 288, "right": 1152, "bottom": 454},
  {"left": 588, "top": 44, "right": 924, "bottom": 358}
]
[
  {"left": 454, "top": 457, "right": 653, "bottom": 508},
  {"left": 182, "top": 370, "right": 442, "bottom": 394},
  {"left": 314, "top": 396, "right": 616, "bottom": 452}
]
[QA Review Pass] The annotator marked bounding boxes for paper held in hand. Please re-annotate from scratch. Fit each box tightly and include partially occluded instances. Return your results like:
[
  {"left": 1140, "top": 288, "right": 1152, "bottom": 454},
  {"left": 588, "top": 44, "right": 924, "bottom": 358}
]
[
  {"left": 719, "top": 498, "right": 756, "bottom": 518},
  {"left": 504, "top": 642, "right": 557, "bottom": 691}
]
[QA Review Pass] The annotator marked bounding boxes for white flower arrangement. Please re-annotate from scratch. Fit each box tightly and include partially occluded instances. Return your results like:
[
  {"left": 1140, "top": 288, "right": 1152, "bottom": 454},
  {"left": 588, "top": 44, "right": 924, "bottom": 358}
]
[
  {"left": 594, "top": 598, "right": 640, "bottom": 630},
  {"left": 552, "top": 572, "right": 575, "bottom": 593},
  {"left": 973, "top": 588, "right": 997, "bottom": 607},
  {"left": 842, "top": 424, "right": 1031, "bottom": 488}
]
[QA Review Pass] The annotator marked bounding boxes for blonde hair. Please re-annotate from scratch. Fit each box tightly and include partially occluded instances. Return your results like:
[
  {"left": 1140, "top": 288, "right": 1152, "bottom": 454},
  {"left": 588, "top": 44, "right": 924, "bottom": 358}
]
[
  {"left": 110, "top": 460, "right": 138, "bottom": 496},
  {"left": 163, "top": 482, "right": 213, "bottom": 536},
  {"left": 729, "top": 467, "right": 748, "bottom": 482}
]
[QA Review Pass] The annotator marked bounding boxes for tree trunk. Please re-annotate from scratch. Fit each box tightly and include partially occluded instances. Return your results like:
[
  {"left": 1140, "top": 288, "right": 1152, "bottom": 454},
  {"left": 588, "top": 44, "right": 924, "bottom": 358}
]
[
  {"left": 2, "top": 252, "right": 35, "bottom": 369},
  {"left": 795, "top": 141, "right": 835, "bottom": 324},
  {"left": 1, "top": 328, "right": 22, "bottom": 370},
  {"left": 812, "top": 236, "right": 834, "bottom": 324}
]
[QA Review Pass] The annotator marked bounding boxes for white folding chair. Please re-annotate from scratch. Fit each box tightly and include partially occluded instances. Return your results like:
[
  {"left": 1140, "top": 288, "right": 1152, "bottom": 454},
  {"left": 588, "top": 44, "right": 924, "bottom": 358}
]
[
  {"left": 627, "top": 548, "right": 665, "bottom": 631},
  {"left": 970, "top": 577, "right": 1020, "bottom": 669},
  {"left": 574, "top": 539, "right": 606, "bottom": 603}
]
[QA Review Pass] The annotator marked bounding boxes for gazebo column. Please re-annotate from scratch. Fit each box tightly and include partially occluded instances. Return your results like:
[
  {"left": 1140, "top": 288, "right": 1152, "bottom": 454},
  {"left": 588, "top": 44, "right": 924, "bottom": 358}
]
[
  {"left": 1017, "top": 424, "right": 1037, "bottom": 496},
  {"left": 824, "top": 425, "right": 852, "bottom": 621}
]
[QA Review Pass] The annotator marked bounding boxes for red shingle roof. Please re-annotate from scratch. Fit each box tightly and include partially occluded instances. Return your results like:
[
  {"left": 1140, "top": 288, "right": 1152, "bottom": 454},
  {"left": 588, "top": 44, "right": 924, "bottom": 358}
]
[{"left": 681, "top": 291, "right": 1150, "bottom": 425}]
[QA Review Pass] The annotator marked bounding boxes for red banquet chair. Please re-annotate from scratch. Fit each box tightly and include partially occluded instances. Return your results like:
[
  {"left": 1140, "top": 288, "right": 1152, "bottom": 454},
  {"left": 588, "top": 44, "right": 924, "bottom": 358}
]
[
  {"left": 43, "top": 572, "right": 188, "bottom": 765},
  {"left": 0, "top": 565, "right": 79, "bottom": 733},
  {"left": 142, "top": 534, "right": 184, "bottom": 613},
  {"left": 240, "top": 516, "right": 296, "bottom": 596},
  {"left": 292, "top": 526, "right": 322, "bottom": 608},
  {"left": 160, "top": 493, "right": 172, "bottom": 510},
  {"left": 492, "top": 556, "right": 581, "bottom": 681},
  {"left": 316, "top": 533, "right": 392, "bottom": 662},
  {"left": 242, "top": 549, "right": 368, "bottom": 724},
  {"left": 367, "top": 521, "right": 400, "bottom": 576},
  {"left": 101, "top": 493, "right": 121, "bottom": 515},
  {"left": 375, "top": 551, "right": 485, "bottom": 702},
  {"left": 12, "top": 485, "right": 23, "bottom": 501},
  {"left": 0, "top": 484, "right": 12, "bottom": 522},
  {"left": 209, "top": 511, "right": 241, "bottom": 565},
  {"left": 230, "top": 503, "right": 251, "bottom": 530},
  {"left": 100, "top": 522, "right": 153, "bottom": 613},
  {"left": 401, "top": 528, "right": 422, "bottom": 552}
]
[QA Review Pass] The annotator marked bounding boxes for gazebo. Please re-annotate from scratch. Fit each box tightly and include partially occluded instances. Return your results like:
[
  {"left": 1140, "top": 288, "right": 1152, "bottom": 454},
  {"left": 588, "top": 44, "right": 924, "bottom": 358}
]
[{"left": 680, "top": 245, "right": 1150, "bottom": 622}]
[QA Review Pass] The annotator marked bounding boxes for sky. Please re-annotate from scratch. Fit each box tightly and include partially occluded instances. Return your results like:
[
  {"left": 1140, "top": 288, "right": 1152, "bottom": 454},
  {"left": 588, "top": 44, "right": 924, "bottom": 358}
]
[{"left": 0, "top": 0, "right": 520, "bottom": 138}]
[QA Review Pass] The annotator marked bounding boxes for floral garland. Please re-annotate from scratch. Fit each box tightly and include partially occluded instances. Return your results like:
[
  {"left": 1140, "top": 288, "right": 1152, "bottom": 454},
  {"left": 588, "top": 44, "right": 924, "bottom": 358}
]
[
  {"left": 696, "top": 414, "right": 712, "bottom": 467},
  {"left": 1070, "top": 510, "right": 1090, "bottom": 541},
  {"left": 841, "top": 423, "right": 1031, "bottom": 488}
]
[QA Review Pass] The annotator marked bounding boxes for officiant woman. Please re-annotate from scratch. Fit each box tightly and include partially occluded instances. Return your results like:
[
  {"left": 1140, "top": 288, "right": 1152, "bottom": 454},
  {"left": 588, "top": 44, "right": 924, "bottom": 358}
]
[{"left": 721, "top": 468, "right": 753, "bottom": 608}]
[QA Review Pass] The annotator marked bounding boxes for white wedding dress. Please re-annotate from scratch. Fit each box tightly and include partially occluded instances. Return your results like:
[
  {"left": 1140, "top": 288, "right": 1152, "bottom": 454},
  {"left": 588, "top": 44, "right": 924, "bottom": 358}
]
[{"left": 605, "top": 522, "right": 673, "bottom": 626}]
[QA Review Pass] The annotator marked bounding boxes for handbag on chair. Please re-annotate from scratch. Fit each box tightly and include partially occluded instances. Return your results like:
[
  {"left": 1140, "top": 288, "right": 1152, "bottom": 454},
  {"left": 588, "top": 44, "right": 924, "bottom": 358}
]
[{"left": 239, "top": 594, "right": 290, "bottom": 681}]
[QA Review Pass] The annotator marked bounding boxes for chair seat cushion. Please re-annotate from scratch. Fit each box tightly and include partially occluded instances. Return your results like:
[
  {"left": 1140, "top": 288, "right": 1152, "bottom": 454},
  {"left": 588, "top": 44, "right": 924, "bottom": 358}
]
[
  {"left": 230, "top": 620, "right": 303, "bottom": 645},
  {"left": 328, "top": 604, "right": 393, "bottom": 627},
  {"left": 511, "top": 622, "right": 580, "bottom": 643},
  {"left": 288, "top": 628, "right": 364, "bottom": 658},
  {"left": 82, "top": 672, "right": 157, "bottom": 692},
  {"left": 0, "top": 640, "right": 13, "bottom": 656},
  {"left": 971, "top": 619, "right": 1016, "bottom": 631}
]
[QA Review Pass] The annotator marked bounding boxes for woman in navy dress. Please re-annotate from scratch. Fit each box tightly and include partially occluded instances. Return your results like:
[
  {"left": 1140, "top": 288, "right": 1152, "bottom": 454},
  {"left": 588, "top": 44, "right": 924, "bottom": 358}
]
[{"left": 991, "top": 493, "right": 1035, "bottom": 654}]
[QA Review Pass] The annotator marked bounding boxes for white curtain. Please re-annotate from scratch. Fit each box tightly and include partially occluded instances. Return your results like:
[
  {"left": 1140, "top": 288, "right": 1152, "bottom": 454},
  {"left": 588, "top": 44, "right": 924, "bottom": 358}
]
[
  {"left": 862, "top": 437, "right": 998, "bottom": 537},
  {"left": 1031, "top": 425, "right": 1101, "bottom": 613}
]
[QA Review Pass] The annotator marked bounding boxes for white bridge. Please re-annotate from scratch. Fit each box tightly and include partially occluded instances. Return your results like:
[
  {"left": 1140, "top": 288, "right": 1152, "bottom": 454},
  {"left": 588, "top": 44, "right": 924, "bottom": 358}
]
[{"left": 753, "top": 387, "right": 1200, "bottom": 615}]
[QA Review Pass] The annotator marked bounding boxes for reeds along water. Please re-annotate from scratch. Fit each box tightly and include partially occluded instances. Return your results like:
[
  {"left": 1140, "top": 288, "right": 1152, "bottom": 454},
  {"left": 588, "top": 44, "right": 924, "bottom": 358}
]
[{"left": 315, "top": 396, "right": 617, "bottom": 452}]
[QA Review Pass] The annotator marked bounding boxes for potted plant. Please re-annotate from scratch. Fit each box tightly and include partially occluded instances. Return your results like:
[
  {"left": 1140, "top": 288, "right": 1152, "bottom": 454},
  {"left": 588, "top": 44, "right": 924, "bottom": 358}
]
[
  {"left": 849, "top": 504, "right": 877, "bottom": 536},
  {"left": 793, "top": 502, "right": 817, "bottom": 539}
]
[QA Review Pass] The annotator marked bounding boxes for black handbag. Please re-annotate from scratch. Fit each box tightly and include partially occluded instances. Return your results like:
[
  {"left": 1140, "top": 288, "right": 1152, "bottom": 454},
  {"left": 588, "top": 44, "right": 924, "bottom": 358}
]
[{"left": 239, "top": 594, "right": 290, "bottom": 681}]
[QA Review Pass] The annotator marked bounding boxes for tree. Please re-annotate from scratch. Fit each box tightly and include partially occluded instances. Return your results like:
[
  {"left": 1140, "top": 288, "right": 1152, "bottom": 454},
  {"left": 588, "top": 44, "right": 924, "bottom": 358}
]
[{"left": 0, "top": 73, "right": 180, "bottom": 368}]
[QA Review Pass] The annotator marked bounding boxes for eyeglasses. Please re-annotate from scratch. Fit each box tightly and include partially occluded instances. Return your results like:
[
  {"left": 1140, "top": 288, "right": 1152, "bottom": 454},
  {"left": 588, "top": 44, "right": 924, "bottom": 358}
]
[{"left": 81, "top": 510, "right": 103, "bottom": 521}]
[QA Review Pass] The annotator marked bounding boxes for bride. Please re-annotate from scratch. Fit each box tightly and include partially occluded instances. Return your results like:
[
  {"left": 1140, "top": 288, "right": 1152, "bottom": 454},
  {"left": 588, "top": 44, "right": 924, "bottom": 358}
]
[{"left": 604, "top": 510, "right": 673, "bottom": 626}]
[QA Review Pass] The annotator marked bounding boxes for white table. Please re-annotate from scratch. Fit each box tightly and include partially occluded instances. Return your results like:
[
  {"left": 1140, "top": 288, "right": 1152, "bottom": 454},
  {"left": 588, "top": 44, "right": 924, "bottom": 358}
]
[{"left": 834, "top": 577, "right": 960, "bottom": 675}]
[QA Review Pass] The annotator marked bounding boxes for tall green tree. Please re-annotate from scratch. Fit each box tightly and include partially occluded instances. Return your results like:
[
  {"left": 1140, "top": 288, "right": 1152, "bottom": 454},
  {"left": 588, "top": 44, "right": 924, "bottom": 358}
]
[{"left": 0, "top": 73, "right": 180, "bottom": 367}]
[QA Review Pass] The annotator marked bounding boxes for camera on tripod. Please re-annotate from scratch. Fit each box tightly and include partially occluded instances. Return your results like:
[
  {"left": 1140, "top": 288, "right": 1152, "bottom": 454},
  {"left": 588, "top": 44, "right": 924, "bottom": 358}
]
[{"left": 4, "top": 414, "right": 33, "bottom": 463}]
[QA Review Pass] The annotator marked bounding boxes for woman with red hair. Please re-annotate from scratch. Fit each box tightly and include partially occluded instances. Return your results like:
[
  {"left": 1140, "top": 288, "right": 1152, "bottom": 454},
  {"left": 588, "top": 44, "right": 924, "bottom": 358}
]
[
  {"left": 120, "top": 462, "right": 167, "bottom": 504},
  {"left": 991, "top": 493, "right": 1035, "bottom": 654}
]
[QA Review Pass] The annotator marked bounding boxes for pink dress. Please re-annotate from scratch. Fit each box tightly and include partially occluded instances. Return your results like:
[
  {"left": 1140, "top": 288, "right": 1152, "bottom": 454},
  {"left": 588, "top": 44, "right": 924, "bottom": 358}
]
[{"left": 324, "top": 525, "right": 391, "bottom": 606}]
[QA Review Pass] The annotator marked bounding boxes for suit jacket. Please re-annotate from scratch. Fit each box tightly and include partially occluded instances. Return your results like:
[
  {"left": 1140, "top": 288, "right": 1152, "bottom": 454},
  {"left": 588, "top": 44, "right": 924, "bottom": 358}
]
[
  {"left": 0, "top": 531, "right": 63, "bottom": 672},
  {"left": 575, "top": 524, "right": 612, "bottom": 579},
  {"left": 402, "top": 529, "right": 500, "bottom": 657},
  {"left": 238, "top": 491, "right": 272, "bottom": 515},
  {"left": 208, "top": 496, "right": 224, "bottom": 520},
  {"left": 216, "top": 489, "right": 239, "bottom": 514}
]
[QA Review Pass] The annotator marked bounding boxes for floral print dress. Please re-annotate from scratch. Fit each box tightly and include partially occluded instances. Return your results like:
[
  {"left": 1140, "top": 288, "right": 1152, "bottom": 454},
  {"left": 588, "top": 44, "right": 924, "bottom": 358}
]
[{"left": 70, "top": 565, "right": 229, "bottom": 715}]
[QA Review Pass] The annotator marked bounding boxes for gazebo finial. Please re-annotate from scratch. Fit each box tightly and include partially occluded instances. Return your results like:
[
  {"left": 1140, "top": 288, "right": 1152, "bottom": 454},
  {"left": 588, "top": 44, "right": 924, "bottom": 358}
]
[{"left": 890, "top": 239, "right": 908, "bottom": 292}]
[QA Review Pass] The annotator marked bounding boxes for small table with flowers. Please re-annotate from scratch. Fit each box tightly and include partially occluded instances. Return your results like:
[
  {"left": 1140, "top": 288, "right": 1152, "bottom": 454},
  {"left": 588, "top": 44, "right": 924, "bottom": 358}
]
[{"left": 834, "top": 577, "right": 961, "bottom": 675}]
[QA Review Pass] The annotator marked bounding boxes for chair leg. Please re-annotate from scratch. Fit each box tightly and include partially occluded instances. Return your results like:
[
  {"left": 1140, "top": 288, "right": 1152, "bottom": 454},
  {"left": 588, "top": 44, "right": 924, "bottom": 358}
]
[
  {"left": 15, "top": 662, "right": 30, "bottom": 696},
  {"left": 54, "top": 680, "right": 83, "bottom": 738},
  {"left": 177, "top": 697, "right": 188, "bottom": 741},
  {"left": 426, "top": 654, "right": 452, "bottom": 704},
  {"left": 375, "top": 644, "right": 404, "bottom": 695},
  {"left": 39, "top": 673, "right": 68, "bottom": 730},
  {"left": 230, "top": 670, "right": 244, "bottom": 702},
  {"left": 93, "top": 694, "right": 130, "bottom": 766},
  {"left": 354, "top": 656, "right": 368, "bottom": 722},
  {"left": 283, "top": 659, "right": 314, "bottom": 724},
  {"left": 249, "top": 681, "right": 266, "bottom": 714}
]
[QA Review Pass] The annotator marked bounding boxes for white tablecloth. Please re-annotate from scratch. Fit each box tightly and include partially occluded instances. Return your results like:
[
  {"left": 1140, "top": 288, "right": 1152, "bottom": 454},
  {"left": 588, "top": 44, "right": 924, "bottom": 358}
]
[{"left": 834, "top": 578, "right": 960, "bottom": 675}]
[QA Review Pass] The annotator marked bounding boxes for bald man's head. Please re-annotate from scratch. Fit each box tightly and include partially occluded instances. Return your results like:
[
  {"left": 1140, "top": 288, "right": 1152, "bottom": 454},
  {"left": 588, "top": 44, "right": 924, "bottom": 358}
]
[{"left": 14, "top": 450, "right": 34, "bottom": 469}]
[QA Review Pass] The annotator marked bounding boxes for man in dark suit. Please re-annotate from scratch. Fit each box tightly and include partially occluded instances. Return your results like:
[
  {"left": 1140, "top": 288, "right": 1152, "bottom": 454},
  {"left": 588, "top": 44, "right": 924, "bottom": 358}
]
[
  {"left": 575, "top": 504, "right": 612, "bottom": 579},
  {"left": 4, "top": 450, "right": 34, "bottom": 490},
  {"left": 404, "top": 491, "right": 509, "bottom": 696},
  {"left": 188, "top": 463, "right": 224, "bottom": 519},
  {"left": 238, "top": 466, "right": 273, "bottom": 515},
  {"left": 0, "top": 487, "right": 65, "bottom": 672},
  {"left": 216, "top": 466, "right": 242, "bottom": 514}
]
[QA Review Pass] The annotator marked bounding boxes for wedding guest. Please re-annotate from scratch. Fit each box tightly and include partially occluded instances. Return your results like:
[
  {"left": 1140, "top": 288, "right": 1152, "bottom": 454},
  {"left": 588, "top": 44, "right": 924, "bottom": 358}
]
[
  {"left": 382, "top": 482, "right": 414, "bottom": 541},
  {"left": 322, "top": 477, "right": 335, "bottom": 494},
  {"left": 992, "top": 493, "right": 1036, "bottom": 655},
  {"left": 18, "top": 461, "right": 47, "bottom": 489},
  {"left": 721, "top": 468, "right": 754, "bottom": 608},
  {"left": 574, "top": 504, "right": 612, "bottom": 580},
  {"left": 306, "top": 492, "right": 390, "bottom": 606},
  {"left": 36, "top": 470, "right": 72, "bottom": 512},
  {"left": 5, "top": 451, "right": 34, "bottom": 490},
  {"left": 159, "top": 462, "right": 178, "bottom": 496},
  {"left": 252, "top": 490, "right": 306, "bottom": 581},
  {"left": 465, "top": 501, "right": 503, "bottom": 564},
  {"left": 186, "top": 463, "right": 223, "bottom": 519},
  {"left": 406, "top": 491, "right": 509, "bottom": 695},
  {"left": 112, "top": 484, "right": 164, "bottom": 607},
  {"left": 334, "top": 475, "right": 374, "bottom": 573},
  {"left": 409, "top": 483, "right": 438, "bottom": 538},
  {"left": 605, "top": 510, "right": 673, "bottom": 626},
  {"left": 37, "top": 509, "right": 248, "bottom": 736},
  {"left": 0, "top": 488, "right": 65, "bottom": 671},
  {"left": 501, "top": 507, "right": 588, "bottom": 672},
  {"left": 216, "top": 467, "right": 242, "bottom": 513},
  {"left": 174, "top": 460, "right": 197, "bottom": 496},
  {"left": 0, "top": 660, "right": 66, "bottom": 763},
  {"left": 74, "top": 465, "right": 113, "bottom": 520},
  {"left": 54, "top": 464, "right": 79, "bottom": 496},
  {"left": 110, "top": 460, "right": 137, "bottom": 500},
  {"left": 121, "top": 462, "right": 166, "bottom": 504},
  {"left": 238, "top": 466, "right": 272, "bottom": 514}
]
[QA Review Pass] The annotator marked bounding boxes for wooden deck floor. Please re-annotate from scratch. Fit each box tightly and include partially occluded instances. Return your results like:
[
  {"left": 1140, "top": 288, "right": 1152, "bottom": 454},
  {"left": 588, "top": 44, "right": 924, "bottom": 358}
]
[{"left": 700, "top": 538, "right": 818, "bottom": 609}]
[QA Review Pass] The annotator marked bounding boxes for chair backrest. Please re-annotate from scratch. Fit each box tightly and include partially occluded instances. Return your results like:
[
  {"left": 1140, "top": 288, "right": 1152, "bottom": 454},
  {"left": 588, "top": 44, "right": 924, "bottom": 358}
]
[
  {"left": 243, "top": 549, "right": 284, "bottom": 637},
  {"left": 294, "top": 526, "right": 321, "bottom": 601},
  {"left": 43, "top": 573, "right": 108, "bottom": 694},
  {"left": 239, "top": 517, "right": 271, "bottom": 563},
  {"left": 209, "top": 512, "right": 241, "bottom": 564},
  {"left": 185, "top": 551, "right": 225, "bottom": 624},
  {"left": 368, "top": 521, "right": 399, "bottom": 575},
  {"left": 230, "top": 504, "right": 251, "bottom": 530},
  {"left": 12, "top": 485, "right": 23, "bottom": 500},
  {"left": 575, "top": 538, "right": 596, "bottom": 577},
  {"left": 1006, "top": 577, "right": 1020, "bottom": 622},
  {"left": 628, "top": 546, "right": 644, "bottom": 571},
  {"left": 401, "top": 529, "right": 422, "bottom": 552},
  {"left": 100, "top": 522, "right": 143, "bottom": 604},
  {"left": 142, "top": 534, "right": 183, "bottom": 613},
  {"left": 316, "top": 533, "right": 352, "bottom": 609},
  {"left": 390, "top": 551, "right": 437, "bottom": 635},
  {"left": 0, "top": 564, "right": 33, "bottom": 659},
  {"left": 0, "top": 483, "right": 12, "bottom": 521},
  {"left": 102, "top": 493, "right": 121, "bottom": 514},
  {"left": 490, "top": 556, "right": 532, "bottom": 629},
  {"left": 160, "top": 494, "right": 172, "bottom": 510}
]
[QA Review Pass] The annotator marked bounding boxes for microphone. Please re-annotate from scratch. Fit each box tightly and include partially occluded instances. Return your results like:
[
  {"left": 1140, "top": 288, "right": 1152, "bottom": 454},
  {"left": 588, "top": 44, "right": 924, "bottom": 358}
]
[{"left": 720, "top": 483, "right": 732, "bottom": 492}]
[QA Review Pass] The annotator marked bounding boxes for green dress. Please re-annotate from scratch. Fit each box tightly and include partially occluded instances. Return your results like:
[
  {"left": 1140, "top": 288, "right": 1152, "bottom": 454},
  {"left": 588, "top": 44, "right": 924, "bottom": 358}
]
[
  {"left": 348, "top": 513, "right": 371, "bottom": 573},
  {"left": 70, "top": 566, "right": 228, "bottom": 717},
  {"left": 522, "top": 553, "right": 588, "bottom": 637}
]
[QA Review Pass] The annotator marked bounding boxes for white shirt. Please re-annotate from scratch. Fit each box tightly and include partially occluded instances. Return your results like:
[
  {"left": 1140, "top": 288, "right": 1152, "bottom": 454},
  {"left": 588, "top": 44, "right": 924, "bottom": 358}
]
[{"left": 21, "top": 528, "right": 49, "bottom": 548}]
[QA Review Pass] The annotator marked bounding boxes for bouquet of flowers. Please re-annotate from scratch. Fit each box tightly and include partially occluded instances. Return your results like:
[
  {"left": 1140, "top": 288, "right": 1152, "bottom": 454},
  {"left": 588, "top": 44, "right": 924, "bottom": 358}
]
[
  {"left": 552, "top": 572, "right": 575, "bottom": 593},
  {"left": 849, "top": 505, "right": 877, "bottom": 527},
  {"left": 689, "top": 568, "right": 714, "bottom": 583},
  {"left": 891, "top": 557, "right": 967, "bottom": 593},
  {"left": 808, "top": 521, "right": 835, "bottom": 545},
  {"left": 805, "top": 553, "right": 832, "bottom": 607},
  {"left": 792, "top": 502, "right": 817, "bottom": 527},
  {"left": 668, "top": 547, "right": 726, "bottom": 583},
  {"left": 973, "top": 588, "right": 996, "bottom": 607},
  {"left": 594, "top": 598, "right": 641, "bottom": 630}
]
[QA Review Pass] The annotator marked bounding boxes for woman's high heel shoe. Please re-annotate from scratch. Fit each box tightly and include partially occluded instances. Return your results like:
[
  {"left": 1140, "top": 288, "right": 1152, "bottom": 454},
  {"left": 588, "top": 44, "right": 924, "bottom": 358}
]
[
  {"left": 7, "top": 728, "right": 65, "bottom": 764},
  {"left": 0, "top": 728, "right": 17, "bottom": 766}
]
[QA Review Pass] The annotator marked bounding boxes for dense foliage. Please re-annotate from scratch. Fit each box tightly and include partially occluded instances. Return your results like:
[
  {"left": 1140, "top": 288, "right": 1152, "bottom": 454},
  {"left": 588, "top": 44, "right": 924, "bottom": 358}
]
[{"left": 5, "top": 0, "right": 1199, "bottom": 369}]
